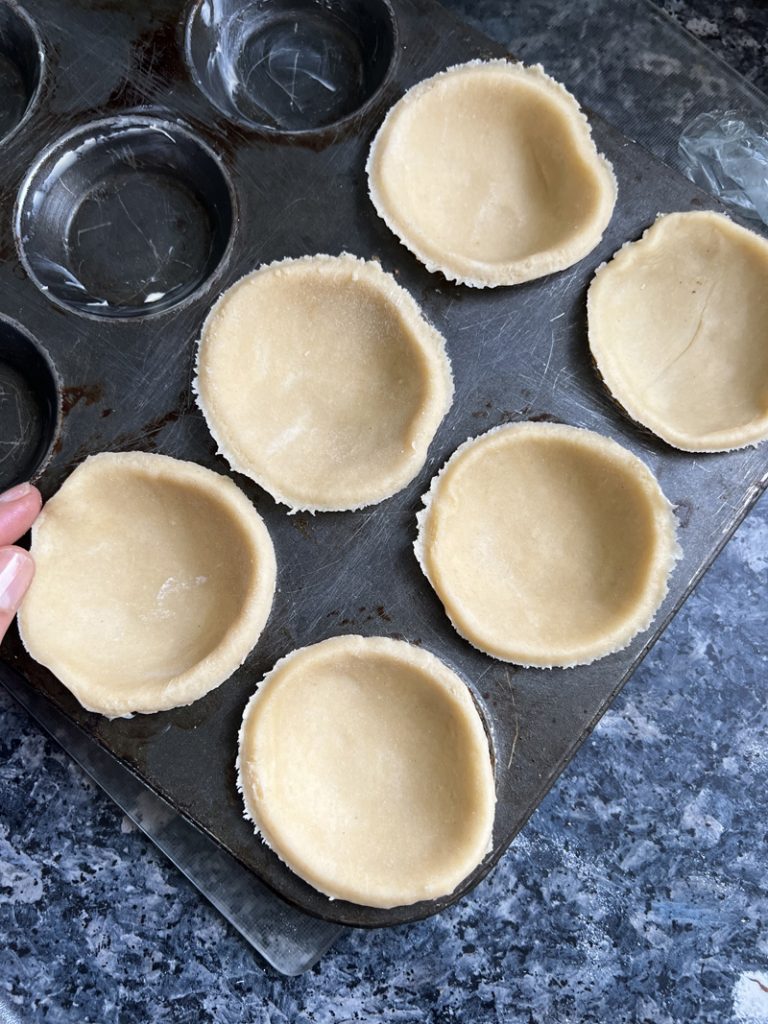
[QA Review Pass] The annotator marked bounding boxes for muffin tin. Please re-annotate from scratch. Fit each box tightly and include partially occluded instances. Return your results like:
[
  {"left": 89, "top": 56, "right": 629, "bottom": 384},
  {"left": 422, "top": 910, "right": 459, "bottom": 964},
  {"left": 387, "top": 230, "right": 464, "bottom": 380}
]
[{"left": 1, "top": 0, "right": 767, "bottom": 928}]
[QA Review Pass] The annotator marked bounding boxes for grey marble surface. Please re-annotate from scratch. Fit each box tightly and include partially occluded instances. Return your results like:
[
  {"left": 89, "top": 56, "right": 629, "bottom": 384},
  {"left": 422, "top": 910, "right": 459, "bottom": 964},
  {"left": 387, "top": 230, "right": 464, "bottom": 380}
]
[{"left": 2, "top": 2, "right": 767, "bottom": 1022}]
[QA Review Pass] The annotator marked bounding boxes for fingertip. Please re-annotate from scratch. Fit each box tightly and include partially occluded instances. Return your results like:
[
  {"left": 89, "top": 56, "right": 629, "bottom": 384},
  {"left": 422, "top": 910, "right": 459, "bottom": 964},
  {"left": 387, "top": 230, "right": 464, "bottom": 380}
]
[
  {"left": 0, "top": 482, "right": 43, "bottom": 547},
  {"left": 26, "top": 483, "right": 43, "bottom": 516},
  {"left": 0, "top": 544, "right": 35, "bottom": 616},
  {"left": 0, "top": 481, "right": 32, "bottom": 504},
  {"left": 16, "top": 482, "right": 43, "bottom": 513}
]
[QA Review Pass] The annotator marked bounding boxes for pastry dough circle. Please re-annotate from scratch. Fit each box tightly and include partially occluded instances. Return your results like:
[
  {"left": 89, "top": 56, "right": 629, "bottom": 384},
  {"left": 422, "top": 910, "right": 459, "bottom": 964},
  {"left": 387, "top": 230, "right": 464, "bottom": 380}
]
[
  {"left": 588, "top": 211, "right": 768, "bottom": 452},
  {"left": 416, "top": 423, "right": 679, "bottom": 667},
  {"left": 19, "top": 452, "right": 276, "bottom": 718},
  {"left": 237, "top": 635, "right": 496, "bottom": 909},
  {"left": 366, "top": 60, "right": 617, "bottom": 287},
  {"left": 195, "top": 253, "right": 453, "bottom": 512}
]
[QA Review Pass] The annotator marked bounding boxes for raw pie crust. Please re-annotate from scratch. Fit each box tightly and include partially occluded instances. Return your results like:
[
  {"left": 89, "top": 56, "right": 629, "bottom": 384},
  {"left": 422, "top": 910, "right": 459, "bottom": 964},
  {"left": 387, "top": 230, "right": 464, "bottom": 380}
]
[
  {"left": 588, "top": 211, "right": 768, "bottom": 451},
  {"left": 19, "top": 452, "right": 276, "bottom": 718},
  {"left": 195, "top": 254, "right": 453, "bottom": 512},
  {"left": 237, "top": 635, "right": 496, "bottom": 909},
  {"left": 416, "top": 423, "right": 679, "bottom": 668},
  {"left": 367, "top": 60, "right": 617, "bottom": 287}
]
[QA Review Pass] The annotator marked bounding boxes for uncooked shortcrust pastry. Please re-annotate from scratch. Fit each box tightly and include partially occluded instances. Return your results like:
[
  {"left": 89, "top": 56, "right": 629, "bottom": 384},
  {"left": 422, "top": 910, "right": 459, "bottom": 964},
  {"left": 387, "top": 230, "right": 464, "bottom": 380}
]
[
  {"left": 237, "top": 635, "right": 496, "bottom": 909},
  {"left": 366, "top": 60, "right": 617, "bottom": 287},
  {"left": 588, "top": 210, "right": 768, "bottom": 452},
  {"left": 19, "top": 452, "right": 276, "bottom": 718},
  {"left": 416, "top": 422, "right": 680, "bottom": 668},
  {"left": 195, "top": 253, "right": 453, "bottom": 512}
]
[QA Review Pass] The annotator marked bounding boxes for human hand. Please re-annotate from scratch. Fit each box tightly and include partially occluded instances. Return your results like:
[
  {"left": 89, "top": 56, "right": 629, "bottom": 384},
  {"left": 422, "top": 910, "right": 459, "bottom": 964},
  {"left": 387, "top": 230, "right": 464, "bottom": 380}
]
[{"left": 0, "top": 482, "right": 42, "bottom": 643}]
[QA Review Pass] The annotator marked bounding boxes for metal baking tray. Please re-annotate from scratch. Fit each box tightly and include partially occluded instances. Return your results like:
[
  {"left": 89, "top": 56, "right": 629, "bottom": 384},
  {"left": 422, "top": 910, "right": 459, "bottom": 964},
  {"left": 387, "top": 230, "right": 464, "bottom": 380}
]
[{"left": 1, "top": 0, "right": 766, "bottom": 929}]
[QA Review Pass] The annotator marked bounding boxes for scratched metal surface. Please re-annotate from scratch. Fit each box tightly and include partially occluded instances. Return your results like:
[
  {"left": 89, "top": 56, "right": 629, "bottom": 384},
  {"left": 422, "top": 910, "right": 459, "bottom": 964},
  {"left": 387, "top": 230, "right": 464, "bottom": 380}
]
[{"left": 1, "top": 0, "right": 767, "bottom": 929}]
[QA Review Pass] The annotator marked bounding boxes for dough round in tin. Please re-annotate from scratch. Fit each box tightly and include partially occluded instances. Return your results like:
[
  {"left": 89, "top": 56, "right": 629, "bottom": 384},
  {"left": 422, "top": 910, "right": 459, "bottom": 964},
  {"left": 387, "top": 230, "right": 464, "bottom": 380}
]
[
  {"left": 416, "top": 422, "right": 679, "bottom": 667},
  {"left": 237, "top": 635, "right": 496, "bottom": 909},
  {"left": 367, "top": 60, "right": 617, "bottom": 287},
  {"left": 195, "top": 253, "right": 453, "bottom": 512},
  {"left": 19, "top": 452, "right": 276, "bottom": 718},
  {"left": 588, "top": 211, "right": 768, "bottom": 451}
]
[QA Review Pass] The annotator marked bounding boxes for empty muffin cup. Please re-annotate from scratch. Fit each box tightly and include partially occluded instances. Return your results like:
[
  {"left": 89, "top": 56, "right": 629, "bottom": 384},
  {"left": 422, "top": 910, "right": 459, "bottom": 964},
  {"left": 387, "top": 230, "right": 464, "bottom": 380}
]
[
  {"left": 15, "top": 117, "right": 234, "bottom": 318},
  {"left": 0, "top": 317, "right": 59, "bottom": 490},
  {"left": 185, "top": 0, "right": 397, "bottom": 133},
  {"left": 0, "top": 2, "right": 44, "bottom": 145}
]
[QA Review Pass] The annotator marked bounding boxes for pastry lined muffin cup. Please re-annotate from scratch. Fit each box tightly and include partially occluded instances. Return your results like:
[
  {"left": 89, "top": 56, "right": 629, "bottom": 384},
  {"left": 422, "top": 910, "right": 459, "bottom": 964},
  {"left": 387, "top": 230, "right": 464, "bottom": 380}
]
[
  {"left": 19, "top": 452, "right": 276, "bottom": 717},
  {"left": 416, "top": 422, "right": 680, "bottom": 668},
  {"left": 367, "top": 60, "right": 617, "bottom": 287},
  {"left": 237, "top": 635, "right": 496, "bottom": 909},
  {"left": 195, "top": 253, "right": 453, "bottom": 512},
  {"left": 588, "top": 210, "right": 768, "bottom": 452}
]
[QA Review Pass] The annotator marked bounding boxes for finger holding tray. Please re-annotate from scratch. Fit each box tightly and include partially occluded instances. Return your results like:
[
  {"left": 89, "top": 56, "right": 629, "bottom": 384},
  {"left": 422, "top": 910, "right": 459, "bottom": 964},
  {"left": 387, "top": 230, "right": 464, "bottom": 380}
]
[{"left": 1, "top": 0, "right": 766, "bottom": 929}]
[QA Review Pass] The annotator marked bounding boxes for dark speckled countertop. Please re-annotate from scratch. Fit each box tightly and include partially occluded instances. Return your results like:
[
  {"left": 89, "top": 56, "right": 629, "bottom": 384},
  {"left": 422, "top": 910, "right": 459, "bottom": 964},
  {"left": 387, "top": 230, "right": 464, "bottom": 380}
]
[{"left": 2, "top": 2, "right": 767, "bottom": 1022}]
